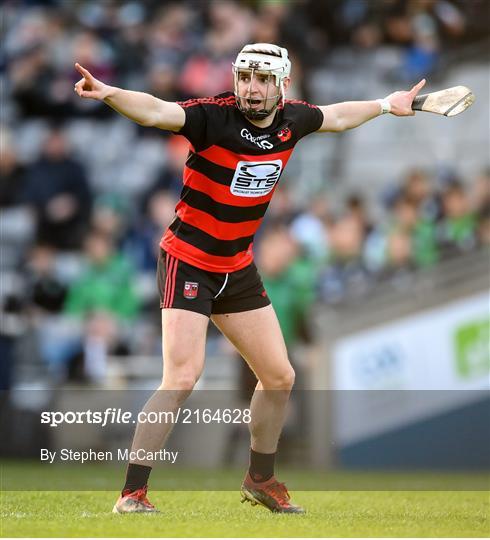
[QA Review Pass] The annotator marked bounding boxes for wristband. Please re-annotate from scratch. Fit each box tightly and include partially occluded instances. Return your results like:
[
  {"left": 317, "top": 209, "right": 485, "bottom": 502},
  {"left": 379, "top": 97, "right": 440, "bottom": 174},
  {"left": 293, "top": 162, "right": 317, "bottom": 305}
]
[{"left": 376, "top": 98, "right": 392, "bottom": 115}]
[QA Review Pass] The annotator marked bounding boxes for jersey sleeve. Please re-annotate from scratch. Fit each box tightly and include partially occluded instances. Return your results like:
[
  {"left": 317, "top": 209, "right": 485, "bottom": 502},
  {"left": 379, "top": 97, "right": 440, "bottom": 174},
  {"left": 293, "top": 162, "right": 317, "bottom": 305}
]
[
  {"left": 174, "top": 95, "right": 233, "bottom": 150},
  {"left": 286, "top": 101, "right": 324, "bottom": 140}
]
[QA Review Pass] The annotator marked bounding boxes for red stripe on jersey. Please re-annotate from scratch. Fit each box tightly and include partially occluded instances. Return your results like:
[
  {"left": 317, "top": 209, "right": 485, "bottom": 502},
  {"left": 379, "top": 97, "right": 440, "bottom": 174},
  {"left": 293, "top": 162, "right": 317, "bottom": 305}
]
[
  {"left": 178, "top": 96, "right": 236, "bottom": 108},
  {"left": 197, "top": 145, "right": 293, "bottom": 171},
  {"left": 285, "top": 99, "right": 319, "bottom": 108},
  {"left": 183, "top": 167, "right": 275, "bottom": 206},
  {"left": 176, "top": 202, "right": 263, "bottom": 240},
  {"left": 161, "top": 231, "right": 253, "bottom": 273}
]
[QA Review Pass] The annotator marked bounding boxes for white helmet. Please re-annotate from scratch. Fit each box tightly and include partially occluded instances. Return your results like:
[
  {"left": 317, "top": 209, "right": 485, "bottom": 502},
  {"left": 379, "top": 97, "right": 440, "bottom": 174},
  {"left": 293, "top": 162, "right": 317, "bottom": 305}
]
[{"left": 232, "top": 43, "right": 291, "bottom": 120}]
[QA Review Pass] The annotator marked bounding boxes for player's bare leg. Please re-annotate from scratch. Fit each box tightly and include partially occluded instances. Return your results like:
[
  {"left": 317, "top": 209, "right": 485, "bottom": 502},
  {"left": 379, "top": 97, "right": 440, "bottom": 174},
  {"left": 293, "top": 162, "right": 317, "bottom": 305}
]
[
  {"left": 113, "top": 309, "right": 208, "bottom": 514},
  {"left": 130, "top": 309, "right": 208, "bottom": 461},
  {"left": 213, "top": 305, "right": 293, "bottom": 451},
  {"left": 212, "top": 305, "right": 304, "bottom": 513}
]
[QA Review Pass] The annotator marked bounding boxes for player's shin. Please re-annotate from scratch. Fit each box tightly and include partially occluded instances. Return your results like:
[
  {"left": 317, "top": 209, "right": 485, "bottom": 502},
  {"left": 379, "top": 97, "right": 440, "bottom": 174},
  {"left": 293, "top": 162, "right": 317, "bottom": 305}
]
[{"left": 248, "top": 385, "right": 292, "bottom": 454}]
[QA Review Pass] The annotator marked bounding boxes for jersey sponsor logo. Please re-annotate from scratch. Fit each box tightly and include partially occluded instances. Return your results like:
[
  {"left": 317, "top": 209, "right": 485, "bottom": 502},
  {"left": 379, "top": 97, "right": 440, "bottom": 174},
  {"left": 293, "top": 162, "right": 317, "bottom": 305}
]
[
  {"left": 183, "top": 281, "right": 199, "bottom": 299},
  {"left": 230, "top": 160, "right": 282, "bottom": 197},
  {"left": 277, "top": 128, "right": 292, "bottom": 142},
  {"left": 240, "top": 128, "right": 274, "bottom": 149}
]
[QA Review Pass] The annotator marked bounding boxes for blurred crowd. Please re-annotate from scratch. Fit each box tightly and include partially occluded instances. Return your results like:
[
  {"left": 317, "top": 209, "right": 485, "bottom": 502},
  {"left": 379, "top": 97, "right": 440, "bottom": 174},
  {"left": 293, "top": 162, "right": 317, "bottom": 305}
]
[
  {"left": 265, "top": 167, "right": 490, "bottom": 305},
  {"left": 1, "top": 1, "right": 489, "bottom": 388},
  {"left": 2, "top": 0, "right": 489, "bottom": 122}
]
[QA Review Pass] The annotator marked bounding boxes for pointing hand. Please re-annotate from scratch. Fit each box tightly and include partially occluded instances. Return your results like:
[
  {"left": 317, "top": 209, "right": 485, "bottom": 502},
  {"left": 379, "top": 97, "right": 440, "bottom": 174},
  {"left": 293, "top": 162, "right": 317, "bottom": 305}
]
[{"left": 74, "top": 63, "right": 110, "bottom": 101}]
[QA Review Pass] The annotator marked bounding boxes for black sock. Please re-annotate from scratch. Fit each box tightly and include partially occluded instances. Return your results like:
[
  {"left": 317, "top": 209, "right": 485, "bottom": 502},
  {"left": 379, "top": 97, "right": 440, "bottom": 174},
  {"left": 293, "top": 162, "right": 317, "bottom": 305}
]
[
  {"left": 122, "top": 463, "right": 152, "bottom": 494},
  {"left": 249, "top": 448, "right": 275, "bottom": 482}
]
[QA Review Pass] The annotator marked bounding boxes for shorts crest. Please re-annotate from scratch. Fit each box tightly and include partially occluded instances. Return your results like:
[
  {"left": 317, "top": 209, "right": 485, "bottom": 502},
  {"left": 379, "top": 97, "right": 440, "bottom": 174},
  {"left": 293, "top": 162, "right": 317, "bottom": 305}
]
[{"left": 183, "top": 281, "right": 199, "bottom": 299}]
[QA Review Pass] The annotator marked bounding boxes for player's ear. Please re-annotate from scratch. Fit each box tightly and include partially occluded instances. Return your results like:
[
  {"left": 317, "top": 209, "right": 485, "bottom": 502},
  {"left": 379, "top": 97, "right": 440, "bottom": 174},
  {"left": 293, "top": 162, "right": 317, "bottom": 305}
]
[{"left": 282, "top": 77, "right": 291, "bottom": 95}]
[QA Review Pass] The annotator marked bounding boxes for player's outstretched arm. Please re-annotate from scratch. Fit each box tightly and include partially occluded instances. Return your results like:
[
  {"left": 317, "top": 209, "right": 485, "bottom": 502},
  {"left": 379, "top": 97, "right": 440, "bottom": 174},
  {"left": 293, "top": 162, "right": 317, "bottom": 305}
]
[
  {"left": 317, "top": 79, "right": 426, "bottom": 132},
  {"left": 73, "top": 63, "right": 185, "bottom": 131}
]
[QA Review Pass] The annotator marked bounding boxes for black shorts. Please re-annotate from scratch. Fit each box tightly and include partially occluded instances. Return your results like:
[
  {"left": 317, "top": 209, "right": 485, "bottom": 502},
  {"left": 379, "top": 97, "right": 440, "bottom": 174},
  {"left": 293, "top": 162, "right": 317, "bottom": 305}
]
[{"left": 157, "top": 250, "right": 271, "bottom": 317}]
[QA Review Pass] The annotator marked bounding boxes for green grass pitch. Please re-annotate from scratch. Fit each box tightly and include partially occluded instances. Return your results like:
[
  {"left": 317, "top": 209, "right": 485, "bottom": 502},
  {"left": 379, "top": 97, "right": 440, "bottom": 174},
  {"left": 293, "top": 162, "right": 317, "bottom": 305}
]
[
  {"left": 1, "top": 464, "right": 489, "bottom": 537},
  {"left": 2, "top": 490, "right": 489, "bottom": 537}
]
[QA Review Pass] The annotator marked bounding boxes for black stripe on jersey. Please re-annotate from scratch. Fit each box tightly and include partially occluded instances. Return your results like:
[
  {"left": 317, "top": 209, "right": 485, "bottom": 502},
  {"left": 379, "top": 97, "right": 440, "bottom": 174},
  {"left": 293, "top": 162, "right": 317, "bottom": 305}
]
[
  {"left": 186, "top": 153, "right": 232, "bottom": 185},
  {"left": 210, "top": 108, "right": 298, "bottom": 155},
  {"left": 182, "top": 188, "right": 270, "bottom": 222},
  {"left": 220, "top": 135, "right": 297, "bottom": 156},
  {"left": 169, "top": 218, "right": 253, "bottom": 256}
]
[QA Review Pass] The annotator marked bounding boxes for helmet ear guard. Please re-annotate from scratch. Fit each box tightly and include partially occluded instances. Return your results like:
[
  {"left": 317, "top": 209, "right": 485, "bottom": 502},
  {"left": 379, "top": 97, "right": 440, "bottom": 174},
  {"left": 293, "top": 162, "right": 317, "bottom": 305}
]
[{"left": 232, "top": 43, "right": 291, "bottom": 120}]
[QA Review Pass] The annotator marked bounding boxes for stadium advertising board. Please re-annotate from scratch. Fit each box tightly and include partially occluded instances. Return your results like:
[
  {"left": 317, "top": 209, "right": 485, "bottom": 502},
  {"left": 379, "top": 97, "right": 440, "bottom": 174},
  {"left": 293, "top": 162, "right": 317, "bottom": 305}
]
[
  {"left": 332, "top": 292, "right": 489, "bottom": 391},
  {"left": 331, "top": 293, "right": 489, "bottom": 445}
]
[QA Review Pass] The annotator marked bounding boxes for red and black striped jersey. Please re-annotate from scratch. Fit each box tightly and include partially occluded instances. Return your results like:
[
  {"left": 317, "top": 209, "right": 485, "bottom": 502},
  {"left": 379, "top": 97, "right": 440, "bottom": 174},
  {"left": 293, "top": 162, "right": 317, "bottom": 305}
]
[{"left": 160, "top": 91, "right": 323, "bottom": 272}]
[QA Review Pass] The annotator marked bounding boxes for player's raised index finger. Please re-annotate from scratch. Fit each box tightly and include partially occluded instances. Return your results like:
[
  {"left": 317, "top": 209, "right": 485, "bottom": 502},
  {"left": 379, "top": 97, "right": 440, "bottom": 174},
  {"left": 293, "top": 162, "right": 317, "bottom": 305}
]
[
  {"left": 75, "top": 63, "right": 91, "bottom": 79},
  {"left": 410, "top": 79, "right": 426, "bottom": 95}
]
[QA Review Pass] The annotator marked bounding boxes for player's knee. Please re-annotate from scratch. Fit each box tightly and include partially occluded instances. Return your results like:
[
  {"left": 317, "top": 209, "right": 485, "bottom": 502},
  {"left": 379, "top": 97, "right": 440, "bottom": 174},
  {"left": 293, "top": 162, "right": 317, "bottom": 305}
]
[
  {"left": 169, "top": 374, "right": 197, "bottom": 391},
  {"left": 262, "top": 366, "right": 295, "bottom": 390},
  {"left": 161, "top": 348, "right": 203, "bottom": 391},
  {"left": 160, "top": 369, "right": 200, "bottom": 392},
  {"left": 279, "top": 366, "right": 295, "bottom": 389}
]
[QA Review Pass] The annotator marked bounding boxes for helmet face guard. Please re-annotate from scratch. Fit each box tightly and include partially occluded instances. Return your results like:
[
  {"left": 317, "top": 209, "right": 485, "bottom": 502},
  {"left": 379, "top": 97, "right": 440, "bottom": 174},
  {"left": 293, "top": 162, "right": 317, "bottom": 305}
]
[
  {"left": 232, "top": 43, "right": 291, "bottom": 121},
  {"left": 233, "top": 68, "right": 283, "bottom": 120}
]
